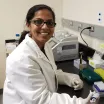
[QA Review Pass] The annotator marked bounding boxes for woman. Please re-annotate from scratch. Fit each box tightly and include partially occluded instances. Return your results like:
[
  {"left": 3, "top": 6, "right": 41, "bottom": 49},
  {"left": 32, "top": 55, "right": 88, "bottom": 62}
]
[{"left": 3, "top": 4, "right": 95, "bottom": 104}]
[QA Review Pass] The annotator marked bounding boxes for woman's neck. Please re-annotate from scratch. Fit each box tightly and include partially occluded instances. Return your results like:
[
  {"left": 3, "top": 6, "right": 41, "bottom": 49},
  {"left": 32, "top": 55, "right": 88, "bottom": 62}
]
[
  {"left": 32, "top": 38, "right": 44, "bottom": 50},
  {"left": 29, "top": 33, "right": 45, "bottom": 50},
  {"left": 37, "top": 42, "right": 44, "bottom": 50}
]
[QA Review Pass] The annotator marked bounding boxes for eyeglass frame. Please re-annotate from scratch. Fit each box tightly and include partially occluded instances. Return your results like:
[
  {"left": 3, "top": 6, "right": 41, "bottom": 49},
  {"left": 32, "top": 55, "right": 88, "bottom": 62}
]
[{"left": 30, "top": 19, "right": 56, "bottom": 28}]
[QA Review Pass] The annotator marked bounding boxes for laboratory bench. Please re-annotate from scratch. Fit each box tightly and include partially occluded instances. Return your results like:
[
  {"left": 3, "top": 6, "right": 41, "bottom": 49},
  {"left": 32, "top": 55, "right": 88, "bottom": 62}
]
[{"left": 56, "top": 60, "right": 104, "bottom": 104}]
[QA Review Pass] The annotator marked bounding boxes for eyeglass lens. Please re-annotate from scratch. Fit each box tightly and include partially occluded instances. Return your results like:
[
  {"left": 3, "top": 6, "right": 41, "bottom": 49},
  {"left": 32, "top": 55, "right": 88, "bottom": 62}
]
[{"left": 31, "top": 19, "right": 56, "bottom": 27}]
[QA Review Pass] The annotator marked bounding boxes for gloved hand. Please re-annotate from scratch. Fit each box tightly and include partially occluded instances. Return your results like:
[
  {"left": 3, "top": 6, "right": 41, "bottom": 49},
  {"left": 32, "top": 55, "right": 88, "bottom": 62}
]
[
  {"left": 56, "top": 70, "right": 83, "bottom": 90},
  {"left": 65, "top": 72, "right": 83, "bottom": 90},
  {"left": 78, "top": 90, "right": 99, "bottom": 104}
]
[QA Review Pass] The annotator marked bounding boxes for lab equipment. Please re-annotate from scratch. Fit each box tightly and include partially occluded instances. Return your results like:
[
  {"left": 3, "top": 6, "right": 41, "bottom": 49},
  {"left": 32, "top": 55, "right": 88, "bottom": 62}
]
[
  {"left": 5, "top": 34, "right": 20, "bottom": 57},
  {"left": 74, "top": 59, "right": 87, "bottom": 69},
  {"left": 79, "top": 68, "right": 102, "bottom": 84},
  {"left": 89, "top": 51, "right": 103, "bottom": 68},
  {"left": 79, "top": 52, "right": 83, "bottom": 70},
  {"left": 93, "top": 81, "right": 104, "bottom": 97},
  {"left": 90, "top": 92, "right": 99, "bottom": 103},
  {"left": 74, "top": 52, "right": 87, "bottom": 70},
  {"left": 5, "top": 39, "right": 18, "bottom": 57},
  {"left": 79, "top": 52, "right": 83, "bottom": 64},
  {"left": 89, "top": 59, "right": 101, "bottom": 68},
  {"left": 81, "top": 90, "right": 98, "bottom": 104},
  {"left": 94, "top": 68, "right": 104, "bottom": 80},
  {"left": 48, "top": 30, "right": 78, "bottom": 61}
]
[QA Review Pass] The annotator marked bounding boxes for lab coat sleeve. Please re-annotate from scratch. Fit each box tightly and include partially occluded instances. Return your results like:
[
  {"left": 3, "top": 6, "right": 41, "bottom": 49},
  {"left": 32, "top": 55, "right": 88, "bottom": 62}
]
[{"left": 7, "top": 57, "right": 85, "bottom": 104}]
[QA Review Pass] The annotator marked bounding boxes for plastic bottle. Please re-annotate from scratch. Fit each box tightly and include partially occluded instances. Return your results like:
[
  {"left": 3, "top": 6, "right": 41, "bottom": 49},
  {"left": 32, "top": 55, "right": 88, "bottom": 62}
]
[
  {"left": 15, "top": 34, "right": 20, "bottom": 46},
  {"left": 90, "top": 92, "right": 99, "bottom": 103}
]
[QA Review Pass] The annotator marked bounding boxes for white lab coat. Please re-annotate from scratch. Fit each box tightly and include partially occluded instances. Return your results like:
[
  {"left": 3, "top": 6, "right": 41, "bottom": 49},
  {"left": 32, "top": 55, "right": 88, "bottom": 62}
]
[{"left": 3, "top": 34, "right": 83, "bottom": 104}]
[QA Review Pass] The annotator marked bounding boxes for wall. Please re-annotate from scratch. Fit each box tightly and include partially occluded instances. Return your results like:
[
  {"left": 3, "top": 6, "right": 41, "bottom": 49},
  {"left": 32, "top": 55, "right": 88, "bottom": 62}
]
[
  {"left": 0, "top": 0, "right": 63, "bottom": 88},
  {"left": 62, "top": 0, "right": 104, "bottom": 53}
]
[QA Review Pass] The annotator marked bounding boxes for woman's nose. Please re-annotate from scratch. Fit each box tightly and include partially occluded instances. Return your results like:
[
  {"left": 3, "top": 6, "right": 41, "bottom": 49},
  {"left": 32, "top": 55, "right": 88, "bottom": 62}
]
[{"left": 41, "top": 23, "right": 48, "bottom": 29}]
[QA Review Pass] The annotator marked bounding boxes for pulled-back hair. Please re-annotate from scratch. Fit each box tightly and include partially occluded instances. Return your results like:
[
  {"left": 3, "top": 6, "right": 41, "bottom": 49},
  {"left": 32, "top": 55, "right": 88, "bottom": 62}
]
[{"left": 19, "top": 4, "right": 55, "bottom": 44}]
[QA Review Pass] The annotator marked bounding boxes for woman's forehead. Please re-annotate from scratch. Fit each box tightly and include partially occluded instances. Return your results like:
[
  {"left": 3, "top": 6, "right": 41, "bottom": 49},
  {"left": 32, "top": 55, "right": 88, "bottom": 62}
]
[{"left": 33, "top": 9, "right": 53, "bottom": 20}]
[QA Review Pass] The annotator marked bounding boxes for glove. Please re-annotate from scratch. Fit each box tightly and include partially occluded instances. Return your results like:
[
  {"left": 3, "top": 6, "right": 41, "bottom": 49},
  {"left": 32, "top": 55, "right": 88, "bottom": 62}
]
[
  {"left": 65, "top": 72, "right": 83, "bottom": 90},
  {"left": 56, "top": 70, "right": 83, "bottom": 90},
  {"left": 78, "top": 90, "right": 99, "bottom": 104}
]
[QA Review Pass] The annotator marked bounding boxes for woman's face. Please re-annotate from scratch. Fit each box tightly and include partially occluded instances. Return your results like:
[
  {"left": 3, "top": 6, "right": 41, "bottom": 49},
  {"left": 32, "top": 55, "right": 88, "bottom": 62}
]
[{"left": 27, "top": 9, "right": 55, "bottom": 48}]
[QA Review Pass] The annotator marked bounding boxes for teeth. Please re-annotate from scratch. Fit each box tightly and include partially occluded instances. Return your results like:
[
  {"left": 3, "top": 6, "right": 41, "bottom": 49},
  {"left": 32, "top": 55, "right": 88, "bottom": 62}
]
[{"left": 41, "top": 33, "right": 48, "bottom": 35}]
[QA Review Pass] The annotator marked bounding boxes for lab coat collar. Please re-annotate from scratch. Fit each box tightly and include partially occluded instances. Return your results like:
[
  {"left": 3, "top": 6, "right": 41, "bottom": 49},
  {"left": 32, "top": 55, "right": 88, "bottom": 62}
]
[{"left": 25, "top": 34, "right": 51, "bottom": 63}]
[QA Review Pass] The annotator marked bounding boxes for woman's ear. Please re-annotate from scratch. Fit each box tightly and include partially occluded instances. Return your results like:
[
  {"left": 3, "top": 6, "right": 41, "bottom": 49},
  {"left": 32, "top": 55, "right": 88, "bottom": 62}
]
[
  {"left": 24, "top": 23, "right": 30, "bottom": 31},
  {"left": 26, "top": 23, "right": 30, "bottom": 27}
]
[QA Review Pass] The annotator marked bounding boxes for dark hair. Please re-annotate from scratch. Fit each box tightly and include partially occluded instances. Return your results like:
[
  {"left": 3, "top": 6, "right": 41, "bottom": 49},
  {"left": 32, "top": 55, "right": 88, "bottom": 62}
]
[{"left": 19, "top": 4, "right": 56, "bottom": 44}]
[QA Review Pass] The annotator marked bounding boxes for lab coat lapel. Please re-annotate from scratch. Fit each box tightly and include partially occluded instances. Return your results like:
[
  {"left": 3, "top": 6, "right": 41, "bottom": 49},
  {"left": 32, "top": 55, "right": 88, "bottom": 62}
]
[
  {"left": 25, "top": 34, "right": 51, "bottom": 64},
  {"left": 44, "top": 42, "right": 58, "bottom": 90},
  {"left": 44, "top": 43, "right": 52, "bottom": 62},
  {"left": 44, "top": 42, "right": 57, "bottom": 70},
  {"left": 39, "top": 46, "right": 53, "bottom": 65},
  {"left": 39, "top": 51, "right": 51, "bottom": 64}
]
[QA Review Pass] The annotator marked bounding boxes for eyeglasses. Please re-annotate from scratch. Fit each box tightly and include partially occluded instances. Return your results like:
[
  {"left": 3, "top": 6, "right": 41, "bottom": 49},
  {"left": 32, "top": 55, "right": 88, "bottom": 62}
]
[{"left": 30, "top": 19, "right": 56, "bottom": 28}]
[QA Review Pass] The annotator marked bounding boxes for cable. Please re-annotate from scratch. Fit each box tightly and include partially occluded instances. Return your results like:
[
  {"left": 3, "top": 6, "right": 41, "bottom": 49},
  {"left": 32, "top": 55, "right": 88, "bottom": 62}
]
[{"left": 80, "top": 27, "right": 91, "bottom": 47}]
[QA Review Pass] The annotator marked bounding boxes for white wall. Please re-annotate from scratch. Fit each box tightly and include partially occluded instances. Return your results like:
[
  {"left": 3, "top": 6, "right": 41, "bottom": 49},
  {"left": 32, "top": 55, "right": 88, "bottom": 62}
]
[
  {"left": 62, "top": 0, "right": 104, "bottom": 52},
  {"left": 0, "top": 0, "right": 63, "bottom": 88}
]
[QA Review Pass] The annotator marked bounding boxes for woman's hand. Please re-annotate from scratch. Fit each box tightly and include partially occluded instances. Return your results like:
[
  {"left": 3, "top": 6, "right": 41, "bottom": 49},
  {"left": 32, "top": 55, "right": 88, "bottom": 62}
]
[{"left": 65, "top": 73, "right": 83, "bottom": 90}]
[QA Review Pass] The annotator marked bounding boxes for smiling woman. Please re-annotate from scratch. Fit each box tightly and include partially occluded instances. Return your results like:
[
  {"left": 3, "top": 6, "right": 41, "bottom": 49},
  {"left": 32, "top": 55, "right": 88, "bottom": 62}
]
[
  {"left": 3, "top": 4, "right": 95, "bottom": 104},
  {"left": 19, "top": 4, "right": 56, "bottom": 49},
  {"left": 28, "top": 9, "right": 55, "bottom": 48}
]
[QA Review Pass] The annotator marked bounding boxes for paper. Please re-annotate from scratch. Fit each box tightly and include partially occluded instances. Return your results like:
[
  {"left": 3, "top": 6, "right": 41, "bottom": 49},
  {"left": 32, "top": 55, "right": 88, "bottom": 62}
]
[{"left": 6, "top": 43, "right": 16, "bottom": 53}]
